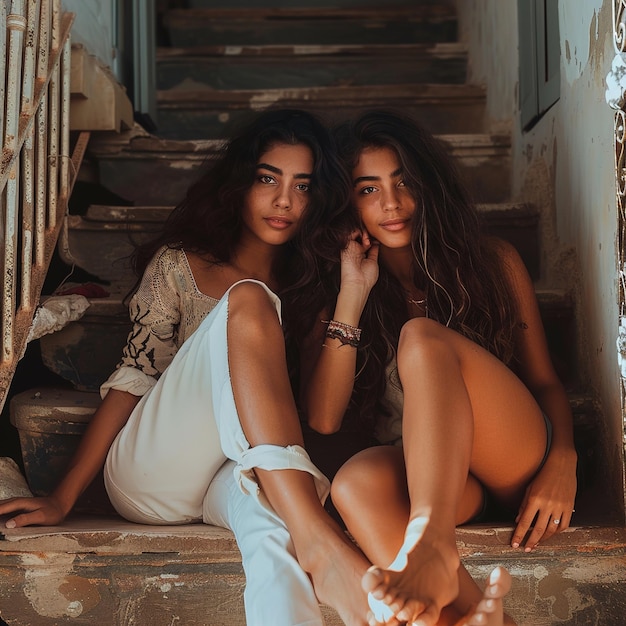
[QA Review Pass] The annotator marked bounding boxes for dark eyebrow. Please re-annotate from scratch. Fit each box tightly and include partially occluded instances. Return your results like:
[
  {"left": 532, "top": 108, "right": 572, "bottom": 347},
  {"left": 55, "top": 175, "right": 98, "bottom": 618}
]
[
  {"left": 353, "top": 175, "right": 379, "bottom": 186},
  {"left": 257, "top": 163, "right": 311, "bottom": 179},
  {"left": 353, "top": 168, "right": 403, "bottom": 187}
]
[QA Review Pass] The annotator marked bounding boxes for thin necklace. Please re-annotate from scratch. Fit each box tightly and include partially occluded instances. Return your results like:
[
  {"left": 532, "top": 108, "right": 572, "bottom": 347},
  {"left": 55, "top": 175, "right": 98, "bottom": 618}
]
[
  {"left": 406, "top": 291, "right": 428, "bottom": 317},
  {"left": 407, "top": 296, "right": 427, "bottom": 307}
]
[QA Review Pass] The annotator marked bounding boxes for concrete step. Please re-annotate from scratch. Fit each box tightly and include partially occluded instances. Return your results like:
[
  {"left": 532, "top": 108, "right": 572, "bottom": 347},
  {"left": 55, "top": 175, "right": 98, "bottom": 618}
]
[
  {"left": 0, "top": 514, "right": 624, "bottom": 625},
  {"left": 87, "top": 130, "right": 506, "bottom": 206},
  {"left": 156, "top": 42, "right": 468, "bottom": 91},
  {"left": 155, "top": 83, "right": 487, "bottom": 139},
  {"left": 163, "top": 6, "right": 457, "bottom": 48}
]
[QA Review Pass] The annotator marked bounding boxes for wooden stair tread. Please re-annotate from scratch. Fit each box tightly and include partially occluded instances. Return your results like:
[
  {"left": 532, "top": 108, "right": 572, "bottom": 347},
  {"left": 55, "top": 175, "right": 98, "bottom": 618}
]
[
  {"left": 164, "top": 6, "right": 456, "bottom": 21},
  {"left": 164, "top": 6, "right": 457, "bottom": 48},
  {"left": 156, "top": 82, "right": 486, "bottom": 106},
  {"left": 89, "top": 131, "right": 505, "bottom": 158},
  {"left": 156, "top": 41, "right": 467, "bottom": 59},
  {"left": 77, "top": 201, "right": 533, "bottom": 225},
  {"left": 156, "top": 43, "right": 468, "bottom": 90},
  {"left": 86, "top": 132, "right": 511, "bottom": 203}
]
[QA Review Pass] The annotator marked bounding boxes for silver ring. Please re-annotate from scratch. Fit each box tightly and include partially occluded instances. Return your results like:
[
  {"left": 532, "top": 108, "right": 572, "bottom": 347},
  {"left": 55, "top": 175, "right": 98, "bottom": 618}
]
[{"left": 553, "top": 519, "right": 560, "bottom": 525}]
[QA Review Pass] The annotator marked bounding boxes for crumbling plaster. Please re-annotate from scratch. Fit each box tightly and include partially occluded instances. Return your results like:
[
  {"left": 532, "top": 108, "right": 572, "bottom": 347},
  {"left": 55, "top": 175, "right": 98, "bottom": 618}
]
[{"left": 456, "top": 0, "right": 622, "bottom": 505}]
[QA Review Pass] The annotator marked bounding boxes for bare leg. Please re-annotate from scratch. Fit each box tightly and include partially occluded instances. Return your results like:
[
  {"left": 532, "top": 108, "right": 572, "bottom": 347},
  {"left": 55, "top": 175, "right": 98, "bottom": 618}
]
[
  {"left": 332, "top": 448, "right": 516, "bottom": 626},
  {"left": 347, "top": 318, "right": 545, "bottom": 624},
  {"left": 357, "top": 321, "right": 472, "bottom": 624},
  {"left": 227, "top": 284, "right": 370, "bottom": 625}
]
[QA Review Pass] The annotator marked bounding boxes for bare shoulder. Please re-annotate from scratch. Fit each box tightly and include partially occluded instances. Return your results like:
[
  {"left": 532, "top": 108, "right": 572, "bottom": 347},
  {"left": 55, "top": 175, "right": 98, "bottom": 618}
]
[
  {"left": 484, "top": 237, "right": 530, "bottom": 283},
  {"left": 487, "top": 236, "right": 523, "bottom": 266}
]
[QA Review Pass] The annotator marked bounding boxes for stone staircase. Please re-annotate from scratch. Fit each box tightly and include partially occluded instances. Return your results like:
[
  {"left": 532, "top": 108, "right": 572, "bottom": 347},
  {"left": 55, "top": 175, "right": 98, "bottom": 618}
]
[{"left": 1, "top": 2, "right": 624, "bottom": 625}]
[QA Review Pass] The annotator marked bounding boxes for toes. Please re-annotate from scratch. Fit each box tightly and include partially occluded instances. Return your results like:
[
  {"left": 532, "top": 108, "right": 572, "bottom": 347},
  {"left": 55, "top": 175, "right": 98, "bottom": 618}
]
[
  {"left": 362, "top": 566, "right": 387, "bottom": 594},
  {"left": 484, "top": 567, "right": 512, "bottom": 600},
  {"left": 367, "top": 591, "right": 394, "bottom": 623}
]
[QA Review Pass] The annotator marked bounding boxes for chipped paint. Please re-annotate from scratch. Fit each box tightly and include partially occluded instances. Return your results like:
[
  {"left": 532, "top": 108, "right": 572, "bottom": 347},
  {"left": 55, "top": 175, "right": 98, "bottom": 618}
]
[
  {"left": 21, "top": 554, "right": 101, "bottom": 618},
  {"left": 0, "top": 0, "right": 75, "bottom": 414}
]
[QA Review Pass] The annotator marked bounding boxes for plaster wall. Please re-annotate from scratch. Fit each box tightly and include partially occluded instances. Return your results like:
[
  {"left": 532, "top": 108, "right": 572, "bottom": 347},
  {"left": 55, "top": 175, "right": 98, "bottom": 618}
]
[
  {"left": 456, "top": 1, "right": 622, "bottom": 504},
  {"left": 62, "top": 0, "right": 116, "bottom": 70}
]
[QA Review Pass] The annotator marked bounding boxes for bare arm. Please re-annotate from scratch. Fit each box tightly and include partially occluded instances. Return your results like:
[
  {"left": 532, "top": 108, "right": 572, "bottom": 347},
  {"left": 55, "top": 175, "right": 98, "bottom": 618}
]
[
  {"left": 0, "top": 389, "right": 140, "bottom": 528},
  {"left": 303, "top": 231, "right": 379, "bottom": 433},
  {"left": 498, "top": 241, "right": 577, "bottom": 547}
]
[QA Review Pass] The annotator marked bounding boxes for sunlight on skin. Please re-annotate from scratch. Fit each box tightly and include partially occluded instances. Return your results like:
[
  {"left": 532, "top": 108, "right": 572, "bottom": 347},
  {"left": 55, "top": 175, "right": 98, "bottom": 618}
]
[
  {"left": 366, "top": 523, "right": 512, "bottom": 626},
  {"left": 366, "top": 517, "right": 429, "bottom": 622}
]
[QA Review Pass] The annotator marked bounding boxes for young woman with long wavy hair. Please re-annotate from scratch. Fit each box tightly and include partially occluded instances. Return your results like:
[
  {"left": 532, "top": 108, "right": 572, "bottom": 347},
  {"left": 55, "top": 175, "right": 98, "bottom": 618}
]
[{"left": 300, "top": 110, "right": 577, "bottom": 626}]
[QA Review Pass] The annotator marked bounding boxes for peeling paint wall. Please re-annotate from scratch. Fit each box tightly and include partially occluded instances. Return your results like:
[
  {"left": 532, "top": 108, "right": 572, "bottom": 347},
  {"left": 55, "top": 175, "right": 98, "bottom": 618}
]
[
  {"left": 62, "top": 0, "right": 116, "bottom": 69},
  {"left": 456, "top": 1, "right": 623, "bottom": 510}
]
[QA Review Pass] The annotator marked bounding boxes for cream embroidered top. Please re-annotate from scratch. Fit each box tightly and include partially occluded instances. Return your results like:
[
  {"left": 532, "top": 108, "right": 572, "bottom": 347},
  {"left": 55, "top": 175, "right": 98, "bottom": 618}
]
[{"left": 100, "top": 246, "right": 219, "bottom": 398}]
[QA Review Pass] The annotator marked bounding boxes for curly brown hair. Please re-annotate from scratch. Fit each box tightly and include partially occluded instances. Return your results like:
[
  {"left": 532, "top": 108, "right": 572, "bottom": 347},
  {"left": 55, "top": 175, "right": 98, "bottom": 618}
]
[
  {"left": 334, "top": 110, "right": 518, "bottom": 431},
  {"left": 131, "top": 108, "right": 350, "bottom": 341}
]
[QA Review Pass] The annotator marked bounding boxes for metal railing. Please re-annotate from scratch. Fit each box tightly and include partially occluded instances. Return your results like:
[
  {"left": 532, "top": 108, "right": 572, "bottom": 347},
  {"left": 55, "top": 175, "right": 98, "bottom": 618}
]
[{"left": 0, "top": 0, "right": 80, "bottom": 413}]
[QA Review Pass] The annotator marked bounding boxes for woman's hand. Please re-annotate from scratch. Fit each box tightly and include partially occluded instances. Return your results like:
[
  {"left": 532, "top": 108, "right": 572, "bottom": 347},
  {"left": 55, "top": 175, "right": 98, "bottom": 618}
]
[
  {"left": 511, "top": 451, "right": 577, "bottom": 551},
  {"left": 339, "top": 229, "right": 379, "bottom": 309},
  {"left": 0, "top": 495, "right": 69, "bottom": 528}
]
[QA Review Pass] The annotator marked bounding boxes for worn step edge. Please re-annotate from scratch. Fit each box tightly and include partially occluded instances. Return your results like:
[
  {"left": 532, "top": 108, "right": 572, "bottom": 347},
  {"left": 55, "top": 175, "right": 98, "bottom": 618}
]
[
  {"left": 89, "top": 132, "right": 506, "bottom": 158},
  {"left": 2, "top": 517, "right": 623, "bottom": 558},
  {"left": 72, "top": 201, "right": 530, "bottom": 229},
  {"left": 156, "top": 83, "right": 486, "bottom": 107},
  {"left": 164, "top": 5, "right": 456, "bottom": 22},
  {"left": 156, "top": 41, "right": 467, "bottom": 60}
]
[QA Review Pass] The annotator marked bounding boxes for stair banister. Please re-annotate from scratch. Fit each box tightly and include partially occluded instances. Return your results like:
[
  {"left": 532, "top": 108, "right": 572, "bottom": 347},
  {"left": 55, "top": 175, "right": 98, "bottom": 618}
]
[{"left": 0, "top": 0, "right": 78, "bottom": 414}]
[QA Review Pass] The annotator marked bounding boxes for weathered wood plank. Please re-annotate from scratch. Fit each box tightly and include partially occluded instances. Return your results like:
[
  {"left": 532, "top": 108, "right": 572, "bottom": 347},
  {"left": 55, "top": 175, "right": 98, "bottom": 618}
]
[
  {"left": 155, "top": 83, "right": 487, "bottom": 138},
  {"left": 164, "top": 6, "right": 457, "bottom": 47},
  {"left": 156, "top": 43, "right": 468, "bottom": 90}
]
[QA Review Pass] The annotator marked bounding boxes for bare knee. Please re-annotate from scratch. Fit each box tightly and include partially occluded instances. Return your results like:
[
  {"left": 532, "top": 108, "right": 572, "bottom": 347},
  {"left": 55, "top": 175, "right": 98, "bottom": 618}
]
[
  {"left": 397, "top": 317, "right": 458, "bottom": 371},
  {"left": 331, "top": 447, "right": 405, "bottom": 517}
]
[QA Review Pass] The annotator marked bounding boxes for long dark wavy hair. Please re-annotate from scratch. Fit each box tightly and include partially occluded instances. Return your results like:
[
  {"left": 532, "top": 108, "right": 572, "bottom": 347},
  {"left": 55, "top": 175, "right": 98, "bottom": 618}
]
[
  {"left": 334, "top": 110, "right": 518, "bottom": 430},
  {"left": 131, "top": 109, "right": 350, "bottom": 344}
]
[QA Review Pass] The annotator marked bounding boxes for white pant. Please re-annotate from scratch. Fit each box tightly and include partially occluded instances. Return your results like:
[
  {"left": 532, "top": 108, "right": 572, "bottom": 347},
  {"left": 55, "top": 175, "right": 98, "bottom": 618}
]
[
  {"left": 103, "top": 280, "right": 328, "bottom": 626},
  {"left": 205, "top": 460, "right": 324, "bottom": 626}
]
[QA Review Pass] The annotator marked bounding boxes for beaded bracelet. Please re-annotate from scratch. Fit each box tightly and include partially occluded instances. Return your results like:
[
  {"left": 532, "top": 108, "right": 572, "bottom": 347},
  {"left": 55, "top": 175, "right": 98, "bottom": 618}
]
[{"left": 323, "top": 319, "right": 362, "bottom": 348}]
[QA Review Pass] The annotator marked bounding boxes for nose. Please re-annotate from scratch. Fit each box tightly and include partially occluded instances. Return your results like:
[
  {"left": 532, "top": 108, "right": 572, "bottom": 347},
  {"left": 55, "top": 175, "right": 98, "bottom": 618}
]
[
  {"left": 382, "top": 188, "right": 400, "bottom": 212},
  {"left": 274, "top": 184, "right": 291, "bottom": 210}
]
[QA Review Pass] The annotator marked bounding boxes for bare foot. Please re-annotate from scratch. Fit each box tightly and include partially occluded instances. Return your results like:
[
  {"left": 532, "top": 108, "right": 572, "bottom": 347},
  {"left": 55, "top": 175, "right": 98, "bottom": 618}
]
[
  {"left": 455, "top": 567, "right": 514, "bottom": 626},
  {"left": 300, "top": 520, "right": 372, "bottom": 626},
  {"left": 363, "top": 517, "right": 460, "bottom": 626}
]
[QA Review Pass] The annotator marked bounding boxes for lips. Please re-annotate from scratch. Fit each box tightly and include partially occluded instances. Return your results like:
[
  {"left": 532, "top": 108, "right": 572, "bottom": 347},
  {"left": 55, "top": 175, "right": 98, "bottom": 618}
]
[
  {"left": 380, "top": 218, "right": 410, "bottom": 232},
  {"left": 264, "top": 216, "right": 293, "bottom": 229}
]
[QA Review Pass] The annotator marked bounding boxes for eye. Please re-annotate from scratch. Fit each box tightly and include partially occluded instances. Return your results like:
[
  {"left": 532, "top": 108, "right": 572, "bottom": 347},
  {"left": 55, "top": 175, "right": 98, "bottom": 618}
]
[
  {"left": 295, "top": 182, "right": 310, "bottom": 192},
  {"left": 258, "top": 174, "right": 276, "bottom": 184},
  {"left": 397, "top": 180, "right": 406, "bottom": 188},
  {"left": 359, "top": 186, "right": 377, "bottom": 195}
]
